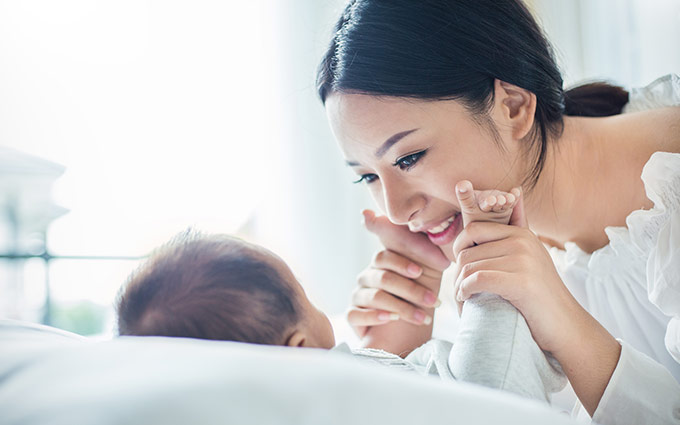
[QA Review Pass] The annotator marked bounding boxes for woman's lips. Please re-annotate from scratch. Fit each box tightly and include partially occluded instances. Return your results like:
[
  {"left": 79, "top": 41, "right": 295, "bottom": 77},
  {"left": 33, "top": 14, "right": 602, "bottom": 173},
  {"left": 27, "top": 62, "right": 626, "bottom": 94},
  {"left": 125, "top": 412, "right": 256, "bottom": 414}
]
[{"left": 425, "top": 213, "right": 463, "bottom": 246}]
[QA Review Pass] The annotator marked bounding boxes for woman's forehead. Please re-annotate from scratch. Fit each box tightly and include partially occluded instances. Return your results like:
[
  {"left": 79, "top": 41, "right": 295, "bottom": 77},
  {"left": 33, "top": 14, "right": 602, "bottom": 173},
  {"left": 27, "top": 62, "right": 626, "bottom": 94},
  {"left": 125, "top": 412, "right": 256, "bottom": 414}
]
[
  {"left": 326, "top": 93, "right": 470, "bottom": 153},
  {"left": 327, "top": 94, "right": 422, "bottom": 131}
]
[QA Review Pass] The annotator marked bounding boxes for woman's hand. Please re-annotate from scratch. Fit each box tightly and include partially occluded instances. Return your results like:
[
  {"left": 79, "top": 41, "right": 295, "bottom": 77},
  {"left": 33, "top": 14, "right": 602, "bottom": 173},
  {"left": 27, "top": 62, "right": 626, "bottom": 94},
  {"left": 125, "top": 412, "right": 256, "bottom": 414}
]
[
  {"left": 352, "top": 249, "right": 442, "bottom": 329},
  {"left": 347, "top": 210, "right": 450, "bottom": 354},
  {"left": 451, "top": 192, "right": 579, "bottom": 354},
  {"left": 451, "top": 188, "right": 621, "bottom": 415}
]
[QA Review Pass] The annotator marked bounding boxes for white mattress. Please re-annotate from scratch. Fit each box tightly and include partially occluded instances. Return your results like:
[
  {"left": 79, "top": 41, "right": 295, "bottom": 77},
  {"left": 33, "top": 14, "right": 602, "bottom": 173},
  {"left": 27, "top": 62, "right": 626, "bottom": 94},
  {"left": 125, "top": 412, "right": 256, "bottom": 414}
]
[{"left": 0, "top": 320, "right": 579, "bottom": 425}]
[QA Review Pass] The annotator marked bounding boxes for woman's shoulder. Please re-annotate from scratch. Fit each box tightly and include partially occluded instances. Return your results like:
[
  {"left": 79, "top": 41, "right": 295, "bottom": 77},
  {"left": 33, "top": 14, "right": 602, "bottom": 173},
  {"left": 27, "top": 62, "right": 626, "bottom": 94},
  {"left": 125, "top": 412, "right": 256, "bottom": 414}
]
[
  {"left": 616, "top": 74, "right": 680, "bottom": 154},
  {"left": 612, "top": 106, "right": 680, "bottom": 153}
]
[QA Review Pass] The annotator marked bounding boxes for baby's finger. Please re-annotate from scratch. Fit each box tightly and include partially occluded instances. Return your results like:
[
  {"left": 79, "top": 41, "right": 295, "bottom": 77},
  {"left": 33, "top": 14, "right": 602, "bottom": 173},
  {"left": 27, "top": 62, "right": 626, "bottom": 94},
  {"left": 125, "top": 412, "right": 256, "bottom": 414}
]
[
  {"left": 352, "top": 287, "right": 433, "bottom": 325},
  {"left": 358, "top": 268, "right": 440, "bottom": 308}
]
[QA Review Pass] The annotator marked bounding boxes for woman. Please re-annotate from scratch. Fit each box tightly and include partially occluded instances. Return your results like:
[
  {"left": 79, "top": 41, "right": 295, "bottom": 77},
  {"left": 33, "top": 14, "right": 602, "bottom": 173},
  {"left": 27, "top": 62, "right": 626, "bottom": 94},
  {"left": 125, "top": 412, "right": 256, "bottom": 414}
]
[{"left": 316, "top": 0, "right": 680, "bottom": 424}]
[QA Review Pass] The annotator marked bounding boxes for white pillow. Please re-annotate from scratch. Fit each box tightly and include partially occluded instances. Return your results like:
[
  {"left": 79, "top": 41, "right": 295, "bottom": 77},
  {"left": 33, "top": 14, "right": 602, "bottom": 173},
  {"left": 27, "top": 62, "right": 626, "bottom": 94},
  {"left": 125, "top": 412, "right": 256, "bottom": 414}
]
[{"left": 0, "top": 320, "right": 578, "bottom": 425}]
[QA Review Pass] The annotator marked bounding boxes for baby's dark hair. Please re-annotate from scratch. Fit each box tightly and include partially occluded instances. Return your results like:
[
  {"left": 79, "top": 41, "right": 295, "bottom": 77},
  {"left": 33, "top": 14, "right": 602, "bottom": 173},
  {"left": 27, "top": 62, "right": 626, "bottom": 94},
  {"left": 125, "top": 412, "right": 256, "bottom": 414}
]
[{"left": 116, "top": 231, "right": 302, "bottom": 345}]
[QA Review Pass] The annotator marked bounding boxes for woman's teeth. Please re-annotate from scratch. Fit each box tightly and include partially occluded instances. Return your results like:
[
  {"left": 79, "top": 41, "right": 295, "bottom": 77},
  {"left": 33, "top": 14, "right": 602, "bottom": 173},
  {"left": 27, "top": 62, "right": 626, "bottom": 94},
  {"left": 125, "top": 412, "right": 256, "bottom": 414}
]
[{"left": 428, "top": 216, "right": 455, "bottom": 234}]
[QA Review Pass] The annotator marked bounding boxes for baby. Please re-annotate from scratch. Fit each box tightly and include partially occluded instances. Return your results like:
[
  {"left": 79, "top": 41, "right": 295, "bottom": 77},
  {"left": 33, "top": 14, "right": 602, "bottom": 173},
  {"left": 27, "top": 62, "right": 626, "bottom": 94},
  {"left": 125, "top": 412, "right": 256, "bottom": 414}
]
[{"left": 116, "top": 183, "right": 565, "bottom": 403}]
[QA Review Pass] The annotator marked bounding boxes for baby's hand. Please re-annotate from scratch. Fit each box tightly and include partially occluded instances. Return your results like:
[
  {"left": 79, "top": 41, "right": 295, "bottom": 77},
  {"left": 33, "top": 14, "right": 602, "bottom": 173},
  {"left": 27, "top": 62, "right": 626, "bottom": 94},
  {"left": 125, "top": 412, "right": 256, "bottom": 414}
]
[{"left": 455, "top": 180, "right": 521, "bottom": 228}]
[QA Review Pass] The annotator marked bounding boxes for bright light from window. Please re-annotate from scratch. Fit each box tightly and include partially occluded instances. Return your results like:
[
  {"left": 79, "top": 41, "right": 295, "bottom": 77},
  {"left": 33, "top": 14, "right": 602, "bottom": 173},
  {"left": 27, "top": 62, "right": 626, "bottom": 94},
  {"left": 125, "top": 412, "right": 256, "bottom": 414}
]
[{"left": 0, "top": 0, "right": 273, "bottom": 257}]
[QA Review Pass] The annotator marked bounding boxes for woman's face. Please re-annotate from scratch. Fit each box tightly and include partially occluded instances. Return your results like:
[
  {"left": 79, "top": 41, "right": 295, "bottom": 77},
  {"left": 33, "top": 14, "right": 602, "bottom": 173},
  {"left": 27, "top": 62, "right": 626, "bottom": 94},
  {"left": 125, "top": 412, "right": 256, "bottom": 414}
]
[{"left": 326, "top": 93, "right": 526, "bottom": 260}]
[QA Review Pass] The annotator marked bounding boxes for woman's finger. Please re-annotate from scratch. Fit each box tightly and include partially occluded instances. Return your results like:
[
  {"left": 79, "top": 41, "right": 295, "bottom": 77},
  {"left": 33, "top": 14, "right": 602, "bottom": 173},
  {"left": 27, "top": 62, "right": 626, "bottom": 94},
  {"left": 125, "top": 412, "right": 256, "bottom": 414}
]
[
  {"left": 449, "top": 262, "right": 465, "bottom": 316},
  {"left": 455, "top": 239, "right": 509, "bottom": 268},
  {"left": 454, "top": 256, "right": 514, "bottom": 295},
  {"left": 358, "top": 267, "right": 440, "bottom": 308},
  {"left": 452, "top": 221, "right": 527, "bottom": 259},
  {"left": 371, "top": 249, "right": 423, "bottom": 278},
  {"left": 452, "top": 257, "right": 513, "bottom": 313},
  {"left": 351, "top": 286, "right": 432, "bottom": 325},
  {"left": 456, "top": 269, "right": 514, "bottom": 303},
  {"left": 346, "top": 307, "right": 399, "bottom": 337},
  {"left": 371, "top": 248, "right": 443, "bottom": 287}
]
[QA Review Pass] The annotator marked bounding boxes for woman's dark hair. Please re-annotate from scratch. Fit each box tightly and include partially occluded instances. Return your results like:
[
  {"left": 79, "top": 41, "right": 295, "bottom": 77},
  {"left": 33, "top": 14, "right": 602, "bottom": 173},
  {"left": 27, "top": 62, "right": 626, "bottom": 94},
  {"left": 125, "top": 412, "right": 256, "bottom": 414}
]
[
  {"left": 116, "top": 231, "right": 301, "bottom": 346},
  {"left": 316, "top": 0, "right": 629, "bottom": 189}
]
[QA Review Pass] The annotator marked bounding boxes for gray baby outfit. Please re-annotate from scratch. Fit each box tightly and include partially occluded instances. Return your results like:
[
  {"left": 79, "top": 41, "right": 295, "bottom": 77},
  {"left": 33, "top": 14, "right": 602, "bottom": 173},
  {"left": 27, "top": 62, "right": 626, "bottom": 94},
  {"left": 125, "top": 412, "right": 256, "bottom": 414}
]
[{"left": 335, "top": 292, "right": 566, "bottom": 403}]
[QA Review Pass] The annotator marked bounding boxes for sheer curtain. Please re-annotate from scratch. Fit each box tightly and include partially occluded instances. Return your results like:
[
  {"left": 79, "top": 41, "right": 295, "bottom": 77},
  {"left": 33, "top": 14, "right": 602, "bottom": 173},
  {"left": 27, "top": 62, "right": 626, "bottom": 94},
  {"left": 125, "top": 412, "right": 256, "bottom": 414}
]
[{"left": 529, "top": 0, "right": 680, "bottom": 88}]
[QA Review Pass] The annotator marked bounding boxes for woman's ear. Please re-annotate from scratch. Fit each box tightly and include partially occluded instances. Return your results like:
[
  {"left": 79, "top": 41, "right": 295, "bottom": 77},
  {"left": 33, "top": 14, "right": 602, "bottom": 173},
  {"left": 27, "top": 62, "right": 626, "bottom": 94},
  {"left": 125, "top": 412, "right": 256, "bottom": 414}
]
[
  {"left": 493, "top": 79, "right": 537, "bottom": 141},
  {"left": 285, "top": 330, "right": 307, "bottom": 347}
]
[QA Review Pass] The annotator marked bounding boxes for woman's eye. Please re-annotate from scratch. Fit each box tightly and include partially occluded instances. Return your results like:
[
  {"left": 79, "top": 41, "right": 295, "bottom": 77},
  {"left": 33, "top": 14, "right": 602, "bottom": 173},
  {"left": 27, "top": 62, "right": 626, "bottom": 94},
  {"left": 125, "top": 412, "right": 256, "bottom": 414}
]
[
  {"left": 353, "top": 173, "right": 378, "bottom": 185},
  {"left": 394, "top": 150, "right": 427, "bottom": 171}
]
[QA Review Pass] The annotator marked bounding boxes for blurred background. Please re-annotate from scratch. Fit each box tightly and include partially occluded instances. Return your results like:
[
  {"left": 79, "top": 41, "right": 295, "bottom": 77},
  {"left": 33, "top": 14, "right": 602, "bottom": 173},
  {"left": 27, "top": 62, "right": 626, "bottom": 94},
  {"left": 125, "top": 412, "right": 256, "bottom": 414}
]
[{"left": 1, "top": 0, "right": 679, "bottom": 340}]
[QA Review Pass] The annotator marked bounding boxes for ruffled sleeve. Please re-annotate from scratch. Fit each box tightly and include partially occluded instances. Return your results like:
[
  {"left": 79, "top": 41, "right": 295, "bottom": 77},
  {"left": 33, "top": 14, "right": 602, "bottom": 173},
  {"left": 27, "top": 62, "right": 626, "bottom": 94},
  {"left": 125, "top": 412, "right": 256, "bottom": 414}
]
[
  {"left": 580, "top": 154, "right": 680, "bottom": 425},
  {"left": 556, "top": 76, "right": 680, "bottom": 423},
  {"left": 645, "top": 152, "right": 680, "bottom": 362}
]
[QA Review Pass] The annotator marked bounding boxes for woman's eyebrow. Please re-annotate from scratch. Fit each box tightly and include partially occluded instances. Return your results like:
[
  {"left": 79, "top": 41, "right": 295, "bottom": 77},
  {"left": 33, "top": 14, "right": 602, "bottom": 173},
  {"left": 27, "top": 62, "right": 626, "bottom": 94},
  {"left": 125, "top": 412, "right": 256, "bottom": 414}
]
[
  {"left": 345, "top": 128, "right": 420, "bottom": 167},
  {"left": 374, "top": 128, "right": 419, "bottom": 158}
]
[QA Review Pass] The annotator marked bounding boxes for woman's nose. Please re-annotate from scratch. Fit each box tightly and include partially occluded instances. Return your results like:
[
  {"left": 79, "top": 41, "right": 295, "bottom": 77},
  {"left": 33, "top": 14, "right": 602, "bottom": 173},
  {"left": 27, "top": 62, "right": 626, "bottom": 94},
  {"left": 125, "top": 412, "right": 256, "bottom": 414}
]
[{"left": 381, "top": 178, "right": 423, "bottom": 225}]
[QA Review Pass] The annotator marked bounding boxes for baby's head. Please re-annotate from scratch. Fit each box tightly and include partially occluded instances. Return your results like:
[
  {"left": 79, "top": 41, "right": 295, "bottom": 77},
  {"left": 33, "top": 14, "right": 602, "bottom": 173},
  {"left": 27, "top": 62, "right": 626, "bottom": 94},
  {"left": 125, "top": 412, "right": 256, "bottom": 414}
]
[{"left": 116, "top": 232, "right": 335, "bottom": 349}]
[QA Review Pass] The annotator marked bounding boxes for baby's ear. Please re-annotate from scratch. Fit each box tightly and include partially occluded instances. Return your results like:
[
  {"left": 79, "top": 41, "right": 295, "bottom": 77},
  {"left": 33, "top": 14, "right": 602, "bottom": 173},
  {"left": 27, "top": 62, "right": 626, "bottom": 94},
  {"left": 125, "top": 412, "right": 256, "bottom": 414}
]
[{"left": 285, "top": 330, "right": 306, "bottom": 347}]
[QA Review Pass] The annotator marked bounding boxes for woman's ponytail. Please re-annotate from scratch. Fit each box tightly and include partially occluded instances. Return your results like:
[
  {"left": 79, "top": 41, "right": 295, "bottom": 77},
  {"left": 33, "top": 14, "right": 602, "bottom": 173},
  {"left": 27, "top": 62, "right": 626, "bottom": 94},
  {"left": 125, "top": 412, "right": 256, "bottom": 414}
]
[{"left": 563, "top": 82, "right": 629, "bottom": 117}]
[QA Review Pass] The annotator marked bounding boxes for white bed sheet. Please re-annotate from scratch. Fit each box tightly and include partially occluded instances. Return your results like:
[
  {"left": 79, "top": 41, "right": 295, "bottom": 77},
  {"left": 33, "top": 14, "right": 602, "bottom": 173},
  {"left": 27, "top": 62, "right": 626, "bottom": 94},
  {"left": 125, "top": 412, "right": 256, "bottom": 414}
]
[{"left": 0, "top": 320, "right": 580, "bottom": 425}]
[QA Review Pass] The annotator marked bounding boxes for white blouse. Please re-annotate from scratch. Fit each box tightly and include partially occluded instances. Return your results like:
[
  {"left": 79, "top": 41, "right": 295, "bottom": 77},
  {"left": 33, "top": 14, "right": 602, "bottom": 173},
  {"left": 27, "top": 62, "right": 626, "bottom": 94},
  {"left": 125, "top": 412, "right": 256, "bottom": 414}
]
[{"left": 548, "top": 74, "right": 680, "bottom": 424}]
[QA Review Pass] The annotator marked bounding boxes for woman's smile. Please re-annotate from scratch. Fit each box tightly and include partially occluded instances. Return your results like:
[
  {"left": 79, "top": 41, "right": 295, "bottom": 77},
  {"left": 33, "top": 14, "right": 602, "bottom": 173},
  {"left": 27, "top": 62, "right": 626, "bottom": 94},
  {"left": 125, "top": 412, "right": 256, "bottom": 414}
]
[
  {"left": 411, "top": 212, "right": 463, "bottom": 246},
  {"left": 425, "top": 213, "right": 463, "bottom": 246}
]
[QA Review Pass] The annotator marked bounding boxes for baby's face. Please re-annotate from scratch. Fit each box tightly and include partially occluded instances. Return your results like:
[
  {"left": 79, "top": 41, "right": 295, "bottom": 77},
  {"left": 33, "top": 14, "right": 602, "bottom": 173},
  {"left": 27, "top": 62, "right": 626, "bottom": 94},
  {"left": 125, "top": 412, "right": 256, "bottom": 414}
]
[{"left": 259, "top": 250, "right": 336, "bottom": 349}]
